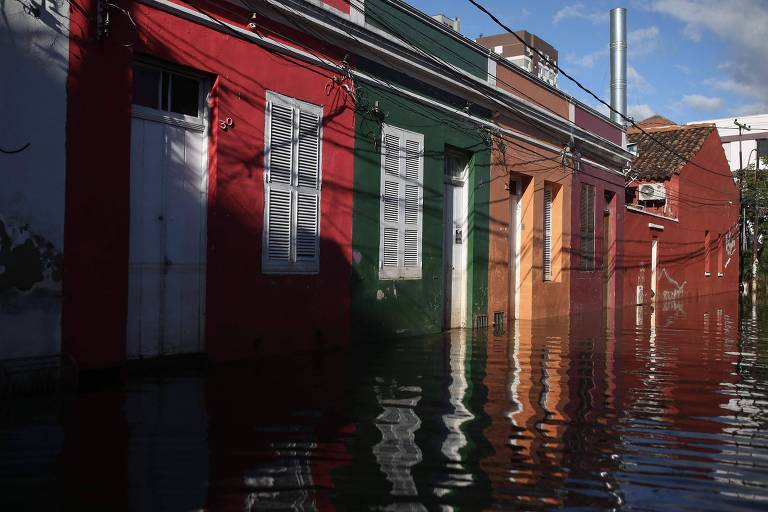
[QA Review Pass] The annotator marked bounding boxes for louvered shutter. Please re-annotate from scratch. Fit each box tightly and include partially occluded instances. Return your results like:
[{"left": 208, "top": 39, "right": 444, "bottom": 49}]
[
  {"left": 543, "top": 187, "right": 552, "bottom": 281},
  {"left": 265, "top": 100, "right": 294, "bottom": 265},
  {"left": 579, "top": 184, "right": 595, "bottom": 271},
  {"left": 379, "top": 125, "right": 423, "bottom": 280},
  {"left": 263, "top": 92, "right": 322, "bottom": 273},
  {"left": 402, "top": 136, "right": 422, "bottom": 277},
  {"left": 295, "top": 110, "right": 320, "bottom": 262}
]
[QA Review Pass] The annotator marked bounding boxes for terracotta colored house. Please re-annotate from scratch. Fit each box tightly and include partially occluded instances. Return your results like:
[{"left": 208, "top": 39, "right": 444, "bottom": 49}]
[
  {"left": 480, "top": 32, "right": 629, "bottom": 321},
  {"left": 621, "top": 117, "right": 740, "bottom": 306}
]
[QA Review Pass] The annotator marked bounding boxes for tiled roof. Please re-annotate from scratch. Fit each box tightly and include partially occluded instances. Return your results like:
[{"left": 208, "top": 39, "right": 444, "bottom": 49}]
[
  {"left": 628, "top": 123, "right": 715, "bottom": 181},
  {"left": 636, "top": 115, "right": 676, "bottom": 128}
]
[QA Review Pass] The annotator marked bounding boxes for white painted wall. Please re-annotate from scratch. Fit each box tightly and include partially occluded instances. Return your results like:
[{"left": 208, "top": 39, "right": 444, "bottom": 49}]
[
  {"left": 689, "top": 113, "right": 768, "bottom": 173},
  {"left": 0, "top": 0, "right": 69, "bottom": 360}
]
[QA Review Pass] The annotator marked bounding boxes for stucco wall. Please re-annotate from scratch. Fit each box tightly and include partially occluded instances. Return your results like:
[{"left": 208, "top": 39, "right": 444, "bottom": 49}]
[
  {"left": 621, "top": 131, "right": 740, "bottom": 307},
  {"left": 350, "top": 63, "right": 491, "bottom": 339},
  {"left": 65, "top": 0, "right": 356, "bottom": 367},
  {"left": 0, "top": 0, "right": 69, "bottom": 360}
]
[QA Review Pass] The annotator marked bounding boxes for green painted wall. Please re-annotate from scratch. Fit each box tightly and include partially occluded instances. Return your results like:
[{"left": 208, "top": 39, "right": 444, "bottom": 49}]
[
  {"left": 350, "top": 61, "right": 491, "bottom": 340},
  {"left": 364, "top": 0, "right": 489, "bottom": 81}
]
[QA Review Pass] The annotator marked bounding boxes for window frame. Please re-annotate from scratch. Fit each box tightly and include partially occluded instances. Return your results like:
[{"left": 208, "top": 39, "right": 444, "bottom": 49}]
[
  {"left": 262, "top": 91, "right": 324, "bottom": 275},
  {"left": 378, "top": 123, "right": 424, "bottom": 281},
  {"left": 543, "top": 184, "right": 553, "bottom": 281},
  {"left": 579, "top": 183, "right": 596, "bottom": 272},
  {"left": 131, "top": 60, "right": 208, "bottom": 130}
]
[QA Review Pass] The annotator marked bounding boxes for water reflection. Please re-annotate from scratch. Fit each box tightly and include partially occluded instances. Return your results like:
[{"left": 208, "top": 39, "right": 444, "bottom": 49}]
[{"left": 3, "top": 295, "right": 768, "bottom": 510}]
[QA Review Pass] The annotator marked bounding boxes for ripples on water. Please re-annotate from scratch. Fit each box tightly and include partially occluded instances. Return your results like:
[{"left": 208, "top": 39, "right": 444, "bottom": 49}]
[{"left": 2, "top": 296, "right": 768, "bottom": 511}]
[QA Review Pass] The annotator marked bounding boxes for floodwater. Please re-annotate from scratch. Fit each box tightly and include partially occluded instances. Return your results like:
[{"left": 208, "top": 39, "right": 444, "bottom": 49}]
[{"left": 3, "top": 295, "right": 768, "bottom": 511}]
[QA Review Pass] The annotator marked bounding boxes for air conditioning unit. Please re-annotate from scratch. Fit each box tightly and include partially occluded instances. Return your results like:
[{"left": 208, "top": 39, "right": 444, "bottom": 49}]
[{"left": 638, "top": 183, "right": 666, "bottom": 202}]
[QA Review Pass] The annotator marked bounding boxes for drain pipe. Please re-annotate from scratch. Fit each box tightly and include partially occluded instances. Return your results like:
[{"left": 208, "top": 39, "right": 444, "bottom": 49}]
[{"left": 610, "top": 8, "right": 627, "bottom": 142}]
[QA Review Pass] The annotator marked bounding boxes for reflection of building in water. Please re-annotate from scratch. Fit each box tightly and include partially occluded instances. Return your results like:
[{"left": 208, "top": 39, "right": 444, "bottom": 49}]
[
  {"left": 243, "top": 439, "right": 317, "bottom": 511},
  {"left": 372, "top": 382, "right": 423, "bottom": 499},
  {"left": 480, "top": 315, "right": 621, "bottom": 508},
  {"left": 437, "top": 330, "right": 475, "bottom": 494}
]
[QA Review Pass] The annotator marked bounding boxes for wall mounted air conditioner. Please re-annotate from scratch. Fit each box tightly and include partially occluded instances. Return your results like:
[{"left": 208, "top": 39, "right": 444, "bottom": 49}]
[{"left": 638, "top": 183, "right": 666, "bottom": 202}]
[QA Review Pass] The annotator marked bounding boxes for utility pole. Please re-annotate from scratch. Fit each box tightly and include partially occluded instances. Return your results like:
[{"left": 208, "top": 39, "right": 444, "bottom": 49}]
[{"left": 735, "top": 119, "right": 752, "bottom": 291}]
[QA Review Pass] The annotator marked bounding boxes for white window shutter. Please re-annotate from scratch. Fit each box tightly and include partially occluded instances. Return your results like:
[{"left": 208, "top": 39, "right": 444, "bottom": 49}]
[
  {"left": 267, "top": 188, "right": 292, "bottom": 262},
  {"left": 295, "top": 110, "right": 321, "bottom": 262},
  {"left": 379, "top": 124, "right": 423, "bottom": 280},
  {"left": 402, "top": 135, "right": 422, "bottom": 278},
  {"left": 380, "top": 129, "right": 401, "bottom": 278},
  {"left": 268, "top": 103, "right": 293, "bottom": 185},
  {"left": 543, "top": 187, "right": 552, "bottom": 281},
  {"left": 263, "top": 92, "right": 323, "bottom": 273}
]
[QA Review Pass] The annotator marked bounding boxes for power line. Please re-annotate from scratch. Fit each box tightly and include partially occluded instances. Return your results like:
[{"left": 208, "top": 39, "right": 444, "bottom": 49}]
[{"left": 465, "top": 0, "right": 741, "bottom": 184}]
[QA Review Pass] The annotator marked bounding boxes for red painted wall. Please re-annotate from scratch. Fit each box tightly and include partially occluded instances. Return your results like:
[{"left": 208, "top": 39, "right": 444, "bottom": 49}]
[
  {"left": 65, "top": 0, "right": 355, "bottom": 368},
  {"left": 621, "top": 131, "right": 740, "bottom": 306},
  {"left": 570, "top": 164, "right": 626, "bottom": 315},
  {"left": 574, "top": 106, "right": 623, "bottom": 146}
]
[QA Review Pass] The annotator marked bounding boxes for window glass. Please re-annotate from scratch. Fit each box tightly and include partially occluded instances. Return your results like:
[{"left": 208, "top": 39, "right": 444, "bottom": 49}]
[
  {"left": 170, "top": 74, "right": 199, "bottom": 117},
  {"left": 133, "top": 65, "right": 160, "bottom": 109}
]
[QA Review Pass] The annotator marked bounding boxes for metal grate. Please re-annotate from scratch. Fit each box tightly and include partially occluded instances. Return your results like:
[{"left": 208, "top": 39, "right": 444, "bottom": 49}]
[
  {"left": 474, "top": 314, "right": 488, "bottom": 329},
  {"left": 493, "top": 311, "right": 505, "bottom": 326}
]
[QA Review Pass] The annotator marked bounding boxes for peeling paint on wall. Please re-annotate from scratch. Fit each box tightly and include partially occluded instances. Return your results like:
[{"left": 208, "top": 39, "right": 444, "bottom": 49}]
[{"left": 0, "top": 217, "right": 62, "bottom": 293}]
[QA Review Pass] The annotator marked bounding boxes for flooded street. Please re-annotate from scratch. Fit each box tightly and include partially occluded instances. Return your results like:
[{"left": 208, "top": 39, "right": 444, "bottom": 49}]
[{"left": 3, "top": 296, "right": 768, "bottom": 511}]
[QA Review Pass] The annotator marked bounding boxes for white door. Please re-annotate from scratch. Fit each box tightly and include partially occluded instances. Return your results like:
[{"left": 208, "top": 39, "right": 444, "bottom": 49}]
[
  {"left": 651, "top": 238, "right": 658, "bottom": 301},
  {"left": 508, "top": 180, "right": 521, "bottom": 320},
  {"left": 443, "top": 149, "right": 469, "bottom": 329},
  {"left": 127, "top": 63, "right": 208, "bottom": 358}
]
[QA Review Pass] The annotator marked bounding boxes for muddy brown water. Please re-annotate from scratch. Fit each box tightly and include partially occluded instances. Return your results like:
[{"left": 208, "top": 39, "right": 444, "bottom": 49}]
[{"left": 2, "top": 295, "right": 767, "bottom": 510}]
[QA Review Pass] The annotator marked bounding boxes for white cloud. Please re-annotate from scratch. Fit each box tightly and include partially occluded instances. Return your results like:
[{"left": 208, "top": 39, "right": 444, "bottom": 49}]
[
  {"left": 681, "top": 94, "right": 724, "bottom": 111},
  {"left": 628, "top": 65, "right": 654, "bottom": 94},
  {"left": 568, "top": 48, "right": 607, "bottom": 68},
  {"left": 628, "top": 26, "right": 660, "bottom": 56},
  {"left": 675, "top": 64, "right": 692, "bottom": 74},
  {"left": 553, "top": 3, "right": 609, "bottom": 25},
  {"left": 628, "top": 104, "right": 655, "bottom": 121},
  {"left": 650, "top": 0, "right": 768, "bottom": 113}
]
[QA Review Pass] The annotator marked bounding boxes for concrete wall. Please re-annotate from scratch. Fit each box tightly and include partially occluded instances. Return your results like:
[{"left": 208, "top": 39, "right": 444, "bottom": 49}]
[{"left": 0, "top": 0, "right": 69, "bottom": 360}]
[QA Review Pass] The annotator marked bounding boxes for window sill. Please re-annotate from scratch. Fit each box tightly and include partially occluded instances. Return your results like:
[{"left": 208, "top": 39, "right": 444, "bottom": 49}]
[
  {"left": 704, "top": 272, "right": 711, "bottom": 277},
  {"left": 718, "top": 272, "right": 724, "bottom": 277}
]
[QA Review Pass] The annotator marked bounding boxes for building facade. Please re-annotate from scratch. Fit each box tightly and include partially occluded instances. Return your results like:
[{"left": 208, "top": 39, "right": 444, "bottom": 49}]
[
  {"left": 3, "top": 0, "right": 631, "bottom": 372},
  {"left": 622, "top": 120, "right": 740, "bottom": 306}
]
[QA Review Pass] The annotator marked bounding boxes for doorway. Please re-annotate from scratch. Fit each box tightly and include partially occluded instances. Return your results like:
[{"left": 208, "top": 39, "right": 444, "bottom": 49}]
[
  {"left": 651, "top": 237, "right": 658, "bottom": 302},
  {"left": 603, "top": 191, "right": 615, "bottom": 310},
  {"left": 443, "top": 148, "right": 470, "bottom": 329},
  {"left": 508, "top": 179, "right": 522, "bottom": 321},
  {"left": 127, "top": 62, "right": 209, "bottom": 358}
]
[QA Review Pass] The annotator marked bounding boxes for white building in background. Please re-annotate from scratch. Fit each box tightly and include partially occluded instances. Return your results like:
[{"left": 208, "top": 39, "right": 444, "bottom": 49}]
[{"left": 688, "top": 113, "right": 768, "bottom": 174}]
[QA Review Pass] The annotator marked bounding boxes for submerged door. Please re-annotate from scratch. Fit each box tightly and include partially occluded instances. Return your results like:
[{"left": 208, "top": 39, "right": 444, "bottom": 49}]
[
  {"left": 508, "top": 180, "right": 521, "bottom": 321},
  {"left": 443, "top": 148, "right": 469, "bottom": 329},
  {"left": 127, "top": 63, "right": 208, "bottom": 358},
  {"left": 651, "top": 238, "right": 658, "bottom": 302}
]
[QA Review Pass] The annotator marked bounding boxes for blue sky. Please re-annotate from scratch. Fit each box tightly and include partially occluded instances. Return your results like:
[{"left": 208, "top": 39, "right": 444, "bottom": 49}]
[{"left": 407, "top": 0, "right": 768, "bottom": 124}]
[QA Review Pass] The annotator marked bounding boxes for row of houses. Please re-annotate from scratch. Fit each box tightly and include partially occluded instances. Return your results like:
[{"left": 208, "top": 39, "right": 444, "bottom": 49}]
[{"left": 1, "top": 0, "right": 739, "bottom": 371}]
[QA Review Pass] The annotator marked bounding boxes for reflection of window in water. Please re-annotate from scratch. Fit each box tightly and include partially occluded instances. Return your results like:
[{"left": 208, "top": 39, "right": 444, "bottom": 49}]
[
  {"left": 437, "top": 331, "right": 475, "bottom": 494},
  {"left": 243, "top": 437, "right": 317, "bottom": 511},
  {"left": 373, "top": 382, "right": 423, "bottom": 500}
]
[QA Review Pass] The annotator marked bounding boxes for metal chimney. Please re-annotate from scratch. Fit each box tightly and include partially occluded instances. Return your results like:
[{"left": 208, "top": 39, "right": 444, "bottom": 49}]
[{"left": 609, "top": 8, "right": 627, "bottom": 126}]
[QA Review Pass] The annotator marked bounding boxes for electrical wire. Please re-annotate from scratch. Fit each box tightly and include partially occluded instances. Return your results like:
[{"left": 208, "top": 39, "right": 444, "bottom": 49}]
[{"left": 465, "top": 0, "right": 744, "bottom": 187}]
